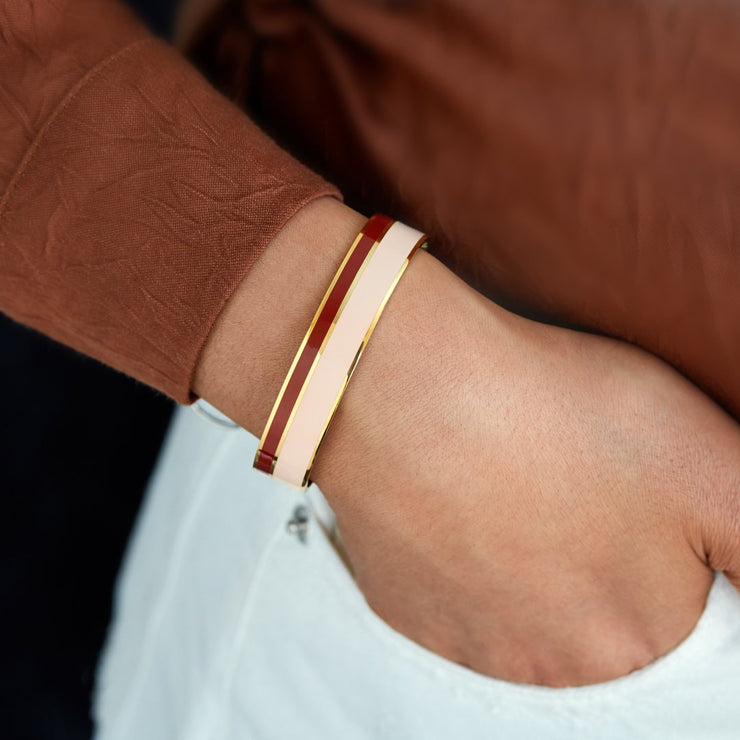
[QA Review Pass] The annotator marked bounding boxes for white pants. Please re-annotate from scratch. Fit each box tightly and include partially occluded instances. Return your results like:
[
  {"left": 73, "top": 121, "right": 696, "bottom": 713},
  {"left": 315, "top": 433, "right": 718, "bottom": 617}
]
[{"left": 93, "top": 402, "right": 740, "bottom": 739}]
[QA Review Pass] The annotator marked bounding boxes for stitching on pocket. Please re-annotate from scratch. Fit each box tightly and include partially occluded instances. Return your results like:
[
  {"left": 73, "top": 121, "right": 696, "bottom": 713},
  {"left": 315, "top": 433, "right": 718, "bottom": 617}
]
[{"left": 305, "top": 498, "right": 728, "bottom": 703}]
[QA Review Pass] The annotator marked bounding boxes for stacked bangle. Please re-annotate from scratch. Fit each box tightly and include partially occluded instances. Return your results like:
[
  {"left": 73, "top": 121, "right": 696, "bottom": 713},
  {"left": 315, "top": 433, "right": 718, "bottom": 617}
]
[{"left": 253, "top": 214, "right": 428, "bottom": 490}]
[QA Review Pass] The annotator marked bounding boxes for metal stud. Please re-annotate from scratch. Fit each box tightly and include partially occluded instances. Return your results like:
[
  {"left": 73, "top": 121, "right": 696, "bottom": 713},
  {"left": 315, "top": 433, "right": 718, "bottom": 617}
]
[{"left": 286, "top": 504, "right": 310, "bottom": 544}]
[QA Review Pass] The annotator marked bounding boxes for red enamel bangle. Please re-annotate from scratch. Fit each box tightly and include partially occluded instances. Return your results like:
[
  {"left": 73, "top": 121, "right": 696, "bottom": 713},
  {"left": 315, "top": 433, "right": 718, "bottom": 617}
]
[{"left": 253, "top": 214, "right": 428, "bottom": 490}]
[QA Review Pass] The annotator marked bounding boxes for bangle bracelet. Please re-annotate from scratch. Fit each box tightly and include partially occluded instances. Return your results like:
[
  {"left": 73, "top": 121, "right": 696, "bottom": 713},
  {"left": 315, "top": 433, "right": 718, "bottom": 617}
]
[{"left": 254, "top": 214, "right": 428, "bottom": 490}]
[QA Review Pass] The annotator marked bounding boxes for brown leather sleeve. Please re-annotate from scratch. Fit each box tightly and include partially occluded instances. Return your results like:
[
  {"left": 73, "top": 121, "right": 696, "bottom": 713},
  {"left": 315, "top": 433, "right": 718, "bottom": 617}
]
[
  {"left": 0, "top": 0, "right": 340, "bottom": 403},
  {"left": 193, "top": 0, "right": 740, "bottom": 419}
]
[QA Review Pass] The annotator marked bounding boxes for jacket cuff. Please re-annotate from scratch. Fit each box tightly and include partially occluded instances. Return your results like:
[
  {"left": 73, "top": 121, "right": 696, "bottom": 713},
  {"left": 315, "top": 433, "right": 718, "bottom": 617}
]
[{"left": 0, "top": 32, "right": 342, "bottom": 403}]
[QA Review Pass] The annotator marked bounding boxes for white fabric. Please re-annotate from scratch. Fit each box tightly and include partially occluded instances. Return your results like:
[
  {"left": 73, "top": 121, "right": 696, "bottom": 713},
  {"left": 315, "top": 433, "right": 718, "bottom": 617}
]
[{"left": 93, "top": 402, "right": 740, "bottom": 739}]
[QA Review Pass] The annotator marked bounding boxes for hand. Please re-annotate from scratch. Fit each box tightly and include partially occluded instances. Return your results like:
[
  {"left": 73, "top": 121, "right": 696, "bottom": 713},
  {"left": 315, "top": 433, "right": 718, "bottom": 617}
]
[
  {"left": 311, "top": 246, "right": 740, "bottom": 687},
  {"left": 194, "top": 198, "right": 740, "bottom": 688}
]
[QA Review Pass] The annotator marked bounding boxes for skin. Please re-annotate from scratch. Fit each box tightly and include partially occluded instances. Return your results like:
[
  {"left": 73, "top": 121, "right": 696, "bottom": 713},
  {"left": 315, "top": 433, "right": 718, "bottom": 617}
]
[{"left": 194, "top": 196, "right": 740, "bottom": 687}]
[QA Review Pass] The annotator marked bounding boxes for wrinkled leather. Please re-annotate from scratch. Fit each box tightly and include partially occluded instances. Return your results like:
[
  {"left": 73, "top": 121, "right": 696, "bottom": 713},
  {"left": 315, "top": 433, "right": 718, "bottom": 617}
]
[
  {"left": 0, "top": 0, "right": 339, "bottom": 402},
  {"left": 187, "top": 0, "right": 740, "bottom": 419}
]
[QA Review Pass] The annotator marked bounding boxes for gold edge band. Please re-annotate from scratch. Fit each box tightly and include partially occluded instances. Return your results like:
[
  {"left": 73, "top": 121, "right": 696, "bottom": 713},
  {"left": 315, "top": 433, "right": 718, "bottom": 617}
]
[
  {"left": 301, "top": 241, "right": 423, "bottom": 484},
  {"left": 412, "top": 234, "right": 429, "bottom": 254},
  {"left": 255, "top": 224, "right": 371, "bottom": 456},
  {"left": 272, "top": 233, "right": 385, "bottom": 463}
]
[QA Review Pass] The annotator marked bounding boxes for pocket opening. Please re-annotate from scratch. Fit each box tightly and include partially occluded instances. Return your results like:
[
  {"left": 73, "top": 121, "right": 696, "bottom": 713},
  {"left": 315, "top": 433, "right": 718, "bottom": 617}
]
[{"left": 304, "top": 486, "right": 728, "bottom": 700}]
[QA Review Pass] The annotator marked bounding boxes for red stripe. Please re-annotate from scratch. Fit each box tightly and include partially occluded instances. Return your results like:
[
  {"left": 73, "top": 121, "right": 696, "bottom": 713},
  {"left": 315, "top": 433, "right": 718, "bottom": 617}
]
[{"left": 255, "top": 214, "right": 393, "bottom": 473}]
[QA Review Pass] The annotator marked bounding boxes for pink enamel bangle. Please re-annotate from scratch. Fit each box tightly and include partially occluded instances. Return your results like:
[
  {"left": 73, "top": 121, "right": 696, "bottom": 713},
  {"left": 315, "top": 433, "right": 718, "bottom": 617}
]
[{"left": 254, "top": 216, "right": 428, "bottom": 490}]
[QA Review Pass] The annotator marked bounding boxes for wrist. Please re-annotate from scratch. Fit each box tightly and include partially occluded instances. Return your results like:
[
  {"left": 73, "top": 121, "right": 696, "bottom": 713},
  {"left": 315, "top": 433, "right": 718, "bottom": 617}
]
[
  {"left": 192, "top": 196, "right": 366, "bottom": 437},
  {"left": 308, "top": 227, "right": 503, "bottom": 498},
  {"left": 192, "top": 195, "right": 506, "bottom": 498}
]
